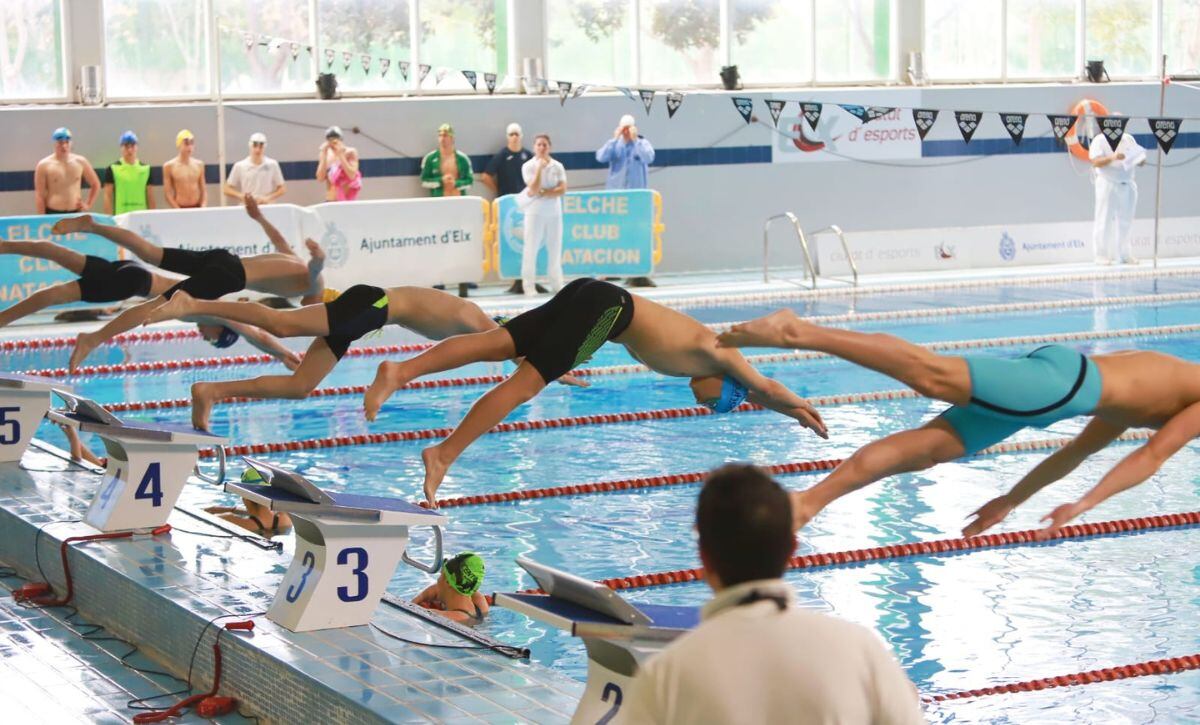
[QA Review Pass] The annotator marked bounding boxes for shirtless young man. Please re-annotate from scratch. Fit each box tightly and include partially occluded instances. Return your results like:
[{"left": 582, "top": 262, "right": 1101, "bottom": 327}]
[
  {"left": 0, "top": 239, "right": 297, "bottom": 365},
  {"left": 718, "top": 309, "right": 1200, "bottom": 536},
  {"left": 361, "top": 278, "right": 828, "bottom": 506},
  {"left": 163, "top": 130, "right": 207, "bottom": 209},
  {"left": 143, "top": 284, "right": 510, "bottom": 430},
  {"left": 56, "top": 194, "right": 325, "bottom": 370},
  {"left": 34, "top": 128, "right": 101, "bottom": 215}
]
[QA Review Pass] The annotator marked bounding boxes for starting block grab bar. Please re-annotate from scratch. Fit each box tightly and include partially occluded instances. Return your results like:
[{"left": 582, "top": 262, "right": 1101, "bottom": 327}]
[{"left": 762, "top": 214, "right": 858, "bottom": 288}]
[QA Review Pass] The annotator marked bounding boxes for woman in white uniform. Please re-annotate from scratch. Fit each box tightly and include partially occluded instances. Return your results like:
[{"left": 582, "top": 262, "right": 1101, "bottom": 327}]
[{"left": 520, "top": 134, "right": 567, "bottom": 296}]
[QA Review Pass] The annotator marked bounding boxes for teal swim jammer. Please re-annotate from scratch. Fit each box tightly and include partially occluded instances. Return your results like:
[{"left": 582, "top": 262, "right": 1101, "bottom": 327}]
[{"left": 939, "top": 345, "right": 1102, "bottom": 454}]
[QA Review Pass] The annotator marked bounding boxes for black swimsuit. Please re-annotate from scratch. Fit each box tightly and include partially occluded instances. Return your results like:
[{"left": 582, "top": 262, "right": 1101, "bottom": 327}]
[
  {"left": 158, "top": 247, "right": 248, "bottom": 300},
  {"left": 323, "top": 284, "right": 390, "bottom": 359},
  {"left": 77, "top": 256, "right": 153, "bottom": 303}
]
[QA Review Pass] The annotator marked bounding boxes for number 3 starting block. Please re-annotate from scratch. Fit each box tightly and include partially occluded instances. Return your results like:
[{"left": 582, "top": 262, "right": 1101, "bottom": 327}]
[
  {"left": 230, "top": 457, "right": 447, "bottom": 632},
  {"left": 47, "top": 390, "right": 227, "bottom": 533},
  {"left": 0, "top": 373, "right": 66, "bottom": 463}
]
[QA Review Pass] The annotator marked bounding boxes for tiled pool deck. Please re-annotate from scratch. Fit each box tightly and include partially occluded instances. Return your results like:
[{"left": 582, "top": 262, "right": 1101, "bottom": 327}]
[{"left": 0, "top": 445, "right": 583, "bottom": 724}]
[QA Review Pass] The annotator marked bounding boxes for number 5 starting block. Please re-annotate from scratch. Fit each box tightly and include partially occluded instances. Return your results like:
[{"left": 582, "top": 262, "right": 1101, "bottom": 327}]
[
  {"left": 230, "top": 457, "right": 447, "bottom": 632},
  {"left": 47, "top": 390, "right": 227, "bottom": 533},
  {"left": 0, "top": 373, "right": 67, "bottom": 463},
  {"left": 496, "top": 557, "right": 700, "bottom": 724}
]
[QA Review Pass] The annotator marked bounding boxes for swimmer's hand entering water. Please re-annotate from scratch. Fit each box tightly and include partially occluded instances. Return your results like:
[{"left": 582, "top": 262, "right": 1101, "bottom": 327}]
[
  {"left": 556, "top": 373, "right": 589, "bottom": 388},
  {"left": 962, "top": 494, "right": 1016, "bottom": 537}
]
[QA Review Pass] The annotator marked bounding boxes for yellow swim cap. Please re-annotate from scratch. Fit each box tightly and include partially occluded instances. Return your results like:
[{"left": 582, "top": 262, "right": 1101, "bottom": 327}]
[
  {"left": 322, "top": 288, "right": 342, "bottom": 303},
  {"left": 176, "top": 129, "right": 195, "bottom": 148}
]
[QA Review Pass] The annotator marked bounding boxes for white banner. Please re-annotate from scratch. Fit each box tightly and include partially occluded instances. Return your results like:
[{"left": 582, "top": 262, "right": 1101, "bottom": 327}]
[
  {"left": 773, "top": 92, "right": 922, "bottom": 164},
  {"left": 118, "top": 205, "right": 311, "bottom": 259}
]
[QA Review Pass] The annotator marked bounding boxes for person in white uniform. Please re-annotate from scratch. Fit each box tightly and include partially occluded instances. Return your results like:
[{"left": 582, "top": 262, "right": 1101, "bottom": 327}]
[
  {"left": 1089, "top": 129, "right": 1146, "bottom": 265},
  {"left": 520, "top": 134, "right": 567, "bottom": 296}
]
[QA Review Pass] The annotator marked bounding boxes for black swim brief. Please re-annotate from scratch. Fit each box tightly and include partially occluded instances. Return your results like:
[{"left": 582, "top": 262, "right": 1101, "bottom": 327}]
[
  {"left": 44, "top": 208, "right": 76, "bottom": 215},
  {"left": 77, "top": 256, "right": 153, "bottom": 303},
  {"left": 159, "top": 247, "right": 247, "bottom": 301},
  {"left": 503, "top": 278, "right": 634, "bottom": 383},
  {"left": 323, "top": 284, "right": 389, "bottom": 359}
]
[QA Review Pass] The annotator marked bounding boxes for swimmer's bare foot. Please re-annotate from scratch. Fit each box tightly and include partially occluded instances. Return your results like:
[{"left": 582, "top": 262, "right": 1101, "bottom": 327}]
[
  {"left": 143, "top": 292, "right": 195, "bottom": 325},
  {"left": 69, "top": 331, "right": 99, "bottom": 372},
  {"left": 51, "top": 214, "right": 94, "bottom": 236},
  {"left": 191, "top": 382, "right": 216, "bottom": 431},
  {"left": 717, "top": 309, "right": 806, "bottom": 349},
  {"left": 789, "top": 490, "right": 817, "bottom": 532},
  {"left": 363, "top": 360, "right": 411, "bottom": 421},
  {"left": 421, "top": 446, "right": 449, "bottom": 508}
]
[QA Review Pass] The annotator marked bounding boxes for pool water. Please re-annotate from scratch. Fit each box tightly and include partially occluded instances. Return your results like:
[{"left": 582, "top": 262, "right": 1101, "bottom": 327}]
[{"left": 7, "top": 275, "right": 1200, "bottom": 722}]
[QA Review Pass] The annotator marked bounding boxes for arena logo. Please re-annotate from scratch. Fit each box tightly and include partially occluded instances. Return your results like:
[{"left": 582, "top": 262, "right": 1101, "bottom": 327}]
[
  {"left": 934, "top": 242, "right": 956, "bottom": 260},
  {"left": 320, "top": 222, "right": 350, "bottom": 268},
  {"left": 999, "top": 231, "right": 1016, "bottom": 261}
]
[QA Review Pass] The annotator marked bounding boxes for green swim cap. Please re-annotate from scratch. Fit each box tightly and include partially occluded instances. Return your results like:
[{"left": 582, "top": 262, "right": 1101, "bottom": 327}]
[
  {"left": 241, "top": 467, "right": 265, "bottom": 484},
  {"left": 443, "top": 552, "right": 485, "bottom": 596}
]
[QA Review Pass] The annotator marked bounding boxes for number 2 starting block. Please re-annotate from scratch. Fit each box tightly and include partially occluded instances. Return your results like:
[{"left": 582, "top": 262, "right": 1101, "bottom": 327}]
[
  {"left": 0, "top": 373, "right": 67, "bottom": 463},
  {"left": 47, "top": 390, "right": 227, "bottom": 533},
  {"left": 496, "top": 557, "right": 700, "bottom": 724},
  {"left": 230, "top": 457, "right": 447, "bottom": 632}
]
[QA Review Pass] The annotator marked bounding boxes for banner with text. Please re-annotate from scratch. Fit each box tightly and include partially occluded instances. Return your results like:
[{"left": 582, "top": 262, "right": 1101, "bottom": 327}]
[
  {"left": 773, "top": 91, "right": 922, "bottom": 164},
  {"left": 494, "top": 190, "right": 660, "bottom": 279},
  {"left": 0, "top": 213, "right": 119, "bottom": 307}
]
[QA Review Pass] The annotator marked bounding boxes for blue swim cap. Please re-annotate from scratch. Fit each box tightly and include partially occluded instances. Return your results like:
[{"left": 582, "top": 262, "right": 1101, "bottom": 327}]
[
  {"left": 52, "top": 127, "right": 72, "bottom": 141},
  {"left": 211, "top": 326, "right": 240, "bottom": 349},
  {"left": 119, "top": 130, "right": 139, "bottom": 145},
  {"left": 708, "top": 375, "right": 749, "bottom": 414}
]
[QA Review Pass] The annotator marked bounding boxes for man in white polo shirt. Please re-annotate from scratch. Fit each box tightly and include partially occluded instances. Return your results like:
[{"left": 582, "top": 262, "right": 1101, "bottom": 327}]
[
  {"left": 621, "top": 465, "right": 924, "bottom": 725},
  {"left": 224, "top": 132, "right": 287, "bottom": 205},
  {"left": 1089, "top": 125, "right": 1146, "bottom": 265}
]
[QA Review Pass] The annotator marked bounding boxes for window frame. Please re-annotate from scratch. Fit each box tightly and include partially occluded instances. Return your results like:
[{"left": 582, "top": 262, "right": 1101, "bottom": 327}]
[{"left": 1, "top": 0, "right": 72, "bottom": 105}]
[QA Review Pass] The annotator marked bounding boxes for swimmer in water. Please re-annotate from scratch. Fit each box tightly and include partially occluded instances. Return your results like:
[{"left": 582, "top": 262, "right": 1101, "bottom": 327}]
[
  {"left": 363, "top": 278, "right": 827, "bottom": 507},
  {"left": 0, "top": 238, "right": 298, "bottom": 366},
  {"left": 205, "top": 468, "right": 293, "bottom": 537},
  {"left": 411, "top": 552, "right": 490, "bottom": 625},
  {"left": 57, "top": 193, "right": 325, "bottom": 371},
  {"left": 718, "top": 308, "right": 1200, "bottom": 536}
]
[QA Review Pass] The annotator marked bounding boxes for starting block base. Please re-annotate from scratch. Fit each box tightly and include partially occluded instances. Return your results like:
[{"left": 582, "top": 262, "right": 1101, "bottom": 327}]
[{"left": 0, "top": 374, "right": 64, "bottom": 463}]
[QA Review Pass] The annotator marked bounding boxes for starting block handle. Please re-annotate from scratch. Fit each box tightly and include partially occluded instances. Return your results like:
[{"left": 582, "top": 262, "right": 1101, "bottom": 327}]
[
  {"left": 193, "top": 445, "right": 226, "bottom": 485},
  {"left": 402, "top": 525, "right": 443, "bottom": 574}
]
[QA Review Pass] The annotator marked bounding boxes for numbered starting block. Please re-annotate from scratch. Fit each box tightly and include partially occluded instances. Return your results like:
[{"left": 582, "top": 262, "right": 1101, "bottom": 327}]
[
  {"left": 231, "top": 457, "right": 447, "bottom": 632},
  {"left": 496, "top": 557, "right": 700, "bottom": 724},
  {"left": 0, "top": 373, "right": 67, "bottom": 463},
  {"left": 47, "top": 390, "right": 226, "bottom": 533}
]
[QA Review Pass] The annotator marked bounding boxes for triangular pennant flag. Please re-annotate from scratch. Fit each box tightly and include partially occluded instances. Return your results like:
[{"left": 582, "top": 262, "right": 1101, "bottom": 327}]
[
  {"left": 435, "top": 67, "right": 448, "bottom": 85},
  {"left": 267, "top": 38, "right": 283, "bottom": 54},
  {"left": 289, "top": 41, "right": 301, "bottom": 60},
  {"left": 243, "top": 32, "right": 256, "bottom": 51},
  {"left": 258, "top": 33, "right": 271, "bottom": 47},
  {"left": 865, "top": 106, "right": 895, "bottom": 122},
  {"left": 764, "top": 99, "right": 786, "bottom": 127},
  {"left": 801, "top": 102, "right": 822, "bottom": 131},
  {"left": 1000, "top": 112, "right": 1028, "bottom": 145},
  {"left": 732, "top": 97, "right": 754, "bottom": 124},
  {"left": 399, "top": 61, "right": 410, "bottom": 81},
  {"left": 639, "top": 89, "right": 655, "bottom": 115},
  {"left": 1047, "top": 114, "right": 1076, "bottom": 141},
  {"left": 305, "top": 45, "right": 313, "bottom": 56},
  {"left": 418, "top": 63, "right": 431, "bottom": 83},
  {"left": 618, "top": 87, "right": 637, "bottom": 102},
  {"left": 557, "top": 80, "right": 572, "bottom": 106},
  {"left": 462, "top": 70, "right": 477, "bottom": 90},
  {"left": 341, "top": 50, "right": 352, "bottom": 72},
  {"left": 839, "top": 104, "right": 869, "bottom": 123},
  {"left": 361, "top": 54, "right": 372, "bottom": 73},
  {"left": 323, "top": 48, "right": 335, "bottom": 68},
  {"left": 1098, "top": 116, "right": 1128, "bottom": 146},
  {"left": 666, "top": 92, "right": 684, "bottom": 119},
  {"left": 572, "top": 83, "right": 590, "bottom": 99},
  {"left": 484, "top": 72, "right": 497, "bottom": 94},
  {"left": 954, "top": 111, "right": 982, "bottom": 143},
  {"left": 1148, "top": 118, "right": 1182, "bottom": 154},
  {"left": 912, "top": 109, "right": 938, "bottom": 140},
  {"left": 379, "top": 57, "right": 391, "bottom": 77}
]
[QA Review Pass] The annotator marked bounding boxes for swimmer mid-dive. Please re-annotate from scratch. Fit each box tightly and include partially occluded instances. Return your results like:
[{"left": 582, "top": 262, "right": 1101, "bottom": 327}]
[
  {"left": 363, "top": 278, "right": 827, "bottom": 506},
  {"left": 0, "top": 238, "right": 299, "bottom": 366},
  {"left": 141, "top": 284, "right": 582, "bottom": 430},
  {"left": 57, "top": 194, "right": 325, "bottom": 371},
  {"left": 718, "top": 309, "right": 1200, "bottom": 536}
]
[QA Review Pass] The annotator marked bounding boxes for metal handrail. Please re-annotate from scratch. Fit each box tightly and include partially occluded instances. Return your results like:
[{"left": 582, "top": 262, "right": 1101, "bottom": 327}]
[
  {"left": 763, "top": 212, "right": 817, "bottom": 289},
  {"left": 810, "top": 224, "right": 858, "bottom": 286},
  {"left": 194, "top": 445, "right": 226, "bottom": 485}
]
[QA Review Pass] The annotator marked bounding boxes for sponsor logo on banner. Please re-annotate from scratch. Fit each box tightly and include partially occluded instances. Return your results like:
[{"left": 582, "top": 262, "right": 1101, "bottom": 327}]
[
  {"left": 484, "top": 72, "right": 497, "bottom": 94},
  {"left": 0, "top": 214, "right": 120, "bottom": 306},
  {"left": 666, "top": 92, "right": 684, "bottom": 118},
  {"left": 462, "top": 70, "right": 477, "bottom": 89},
  {"left": 801, "top": 102, "right": 822, "bottom": 131},
  {"left": 999, "top": 232, "right": 1016, "bottom": 261},
  {"left": 1048, "top": 114, "right": 1077, "bottom": 141},
  {"left": 935, "top": 243, "right": 956, "bottom": 260},
  {"left": 732, "top": 97, "right": 754, "bottom": 124},
  {"left": 1149, "top": 118, "right": 1182, "bottom": 153},
  {"left": 955, "top": 111, "right": 982, "bottom": 143},
  {"left": 320, "top": 223, "right": 350, "bottom": 269},
  {"left": 912, "top": 109, "right": 938, "bottom": 140},
  {"left": 839, "top": 104, "right": 869, "bottom": 123},
  {"left": 639, "top": 89, "right": 655, "bottom": 114},
  {"left": 1099, "top": 116, "right": 1128, "bottom": 146},
  {"left": 865, "top": 106, "right": 895, "bottom": 122},
  {"left": 1001, "top": 113, "right": 1028, "bottom": 144},
  {"left": 775, "top": 93, "right": 921, "bottom": 164},
  {"left": 765, "top": 99, "right": 786, "bottom": 127}
]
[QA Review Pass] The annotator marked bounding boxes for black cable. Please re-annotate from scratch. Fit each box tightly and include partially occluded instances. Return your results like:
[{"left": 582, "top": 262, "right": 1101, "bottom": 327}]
[
  {"left": 33, "top": 519, "right": 82, "bottom": 585},
  {"left": 369, "top": 621, "right": 530, "bottom": 659}
]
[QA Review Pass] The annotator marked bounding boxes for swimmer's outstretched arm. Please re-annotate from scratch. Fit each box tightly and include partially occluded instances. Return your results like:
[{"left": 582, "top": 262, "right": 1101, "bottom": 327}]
[
  {"left": 719, "top": 351, "right": 827, "bottom": 438},
  {"left": 1038, "top": 404, "right": 1200, "bottom": 538},
  {"left": 963, "top": 418, "right": 1126, "bottom": 537},
  {"left": 244, "top": 194, "right": 295, "bottom": 256},
  {"left": 216, "top": 319, "right": 302, "bottom": 370}
]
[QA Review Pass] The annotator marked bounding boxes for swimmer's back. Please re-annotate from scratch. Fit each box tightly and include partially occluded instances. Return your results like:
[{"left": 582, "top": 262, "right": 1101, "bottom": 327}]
[
  {"left": 385, "top": 285, "right": 495, "bottom": 339},
  {"left": 1093, "top": 351, "right": 1200, "bottom": 427}
]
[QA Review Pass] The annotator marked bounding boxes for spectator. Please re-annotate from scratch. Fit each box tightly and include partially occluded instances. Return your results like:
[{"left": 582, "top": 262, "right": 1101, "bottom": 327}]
[
  {"left": 34, "top": 128, "right": 100, "bottom": 215},
  {"left": 315, "top": 125, "right": 362, "bottom": 202},
  {"left": 163, "top": 129, "right": 207, "bottom": 208},
  {"left": 520, "top": 134, "right": 567, "bottom": 296},
  {"left": 1090, "top": 127, "right": 1145, "bottom": 265},
  {"left": 103, "top": 130, "right": 153, "bottom": 215},
  {"left": 224, "top": 132, "right": 286, "bottom": 205},
  {"left": 482, "top": 122, "right": 533, "bottom": 294},
  {"left": 596, "top": 114, "right": 656, "bottom": 288},
  {"left": 621, "top": 464, "right": 924, "bottom": 725},
  {"left": 420, "top": 123, "right": 475, "bottom": 297}
]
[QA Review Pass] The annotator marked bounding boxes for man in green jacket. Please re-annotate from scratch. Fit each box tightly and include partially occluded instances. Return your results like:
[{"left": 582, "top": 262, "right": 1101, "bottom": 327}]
[
  {"left": 420, "top": 124, "right": 473, "bottom": 197},
  {"left": 104, "top": 130, "right": 153, "bottom": 215}
]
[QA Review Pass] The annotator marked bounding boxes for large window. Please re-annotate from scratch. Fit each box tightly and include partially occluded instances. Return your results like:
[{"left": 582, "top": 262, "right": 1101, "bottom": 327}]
[
  {"left": 639, "top": 0, "right": 721, "bottom": 87},
  {"left": 924, "top": 0, "right": 1002, "bottom": 80},
  {"left": 216, "top": 0, "right": 312, "bottom": 95},
  {"left": 105, "top": 0, "right": 210, "bottom": 98},
  {"left": 729, "top": 0, "right": 812, "bottom": 84},
  {"left": 418, "top": 0, "right": 507, "bottom": 92},
  {"left": 1163, "top": 0, "right": 1200, "bottom": 76},
  {"left": 319, "top": 0, "right": 412, "bottom": 93},
  {"left": 1006, "top": 0, "right": 1077, "bottom": 78},
  {"left": 1085, "top": 0, "right": 1154, "bottom": 77},
  {"left": 816, "top": 0, "right": 891, "bottom": 81},
  {"left": 546, "top": 0, "right": 635, "bottom": 87},
  {"left": 1, "top": 0, "right": 66, "bottom": 100}
]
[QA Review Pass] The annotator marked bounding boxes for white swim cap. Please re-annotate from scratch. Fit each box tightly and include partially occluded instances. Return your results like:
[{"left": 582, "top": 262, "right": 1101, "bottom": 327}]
[{"left": 619, "top": 114, "right": 636, "bottom": 128}]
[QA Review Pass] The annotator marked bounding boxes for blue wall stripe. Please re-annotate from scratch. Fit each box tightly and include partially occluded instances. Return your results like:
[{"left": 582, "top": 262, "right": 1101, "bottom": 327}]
[{"left": 921, "top": 131, "right": 1200, "bottom": 158}]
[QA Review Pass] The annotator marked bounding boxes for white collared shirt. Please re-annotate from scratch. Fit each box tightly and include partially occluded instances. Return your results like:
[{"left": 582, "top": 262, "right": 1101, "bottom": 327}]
[{"left": 1090, "top": 133, "right": 1144, "bottom": 184}]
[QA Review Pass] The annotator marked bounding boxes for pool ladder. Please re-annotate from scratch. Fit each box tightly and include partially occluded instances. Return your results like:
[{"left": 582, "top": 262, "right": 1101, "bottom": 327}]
[{"left": 762, "top": 213, "right": 858, "bottom": 289}]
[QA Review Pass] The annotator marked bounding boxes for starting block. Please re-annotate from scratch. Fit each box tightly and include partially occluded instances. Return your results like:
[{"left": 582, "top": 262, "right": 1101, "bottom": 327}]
[
  {"left": 0, "top": 373, "right": 67, "bottom": 463},
  {"left": 496, "top": 557, "right": 699, "bottom": 724},
  {"left": 231, "top": 457, "right": 447, "bottom": 632},
  {"left": 47, "top": 390, "right": 226, "bottom": 532}
]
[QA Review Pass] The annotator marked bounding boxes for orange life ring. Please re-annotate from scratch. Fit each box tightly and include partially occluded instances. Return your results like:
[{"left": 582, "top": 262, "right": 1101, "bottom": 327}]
[{"left": 1065, "top": 99, "right": 1108, "bottom": 161}]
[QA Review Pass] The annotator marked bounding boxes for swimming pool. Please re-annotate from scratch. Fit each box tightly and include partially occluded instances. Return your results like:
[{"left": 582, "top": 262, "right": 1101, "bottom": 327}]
[{"left": 8, "top": 274, "right": 1200, "bottom": 722}]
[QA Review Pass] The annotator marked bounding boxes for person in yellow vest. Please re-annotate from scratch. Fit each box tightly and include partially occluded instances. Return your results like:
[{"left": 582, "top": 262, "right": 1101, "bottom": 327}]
[{"left": 103, "top": 131, "right": 153, "bottom": 215}]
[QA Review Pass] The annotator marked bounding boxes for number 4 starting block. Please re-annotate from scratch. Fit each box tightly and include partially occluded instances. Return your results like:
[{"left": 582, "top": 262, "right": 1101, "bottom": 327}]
[
  {"left": 47, "top": 390, "right": 227, "bottom": 533},
  {"left": 0, "top": 373, "right": 67, "bottom": 463},
  {"left": 230, "top": 457, "right": 447, "bottom": 632}
]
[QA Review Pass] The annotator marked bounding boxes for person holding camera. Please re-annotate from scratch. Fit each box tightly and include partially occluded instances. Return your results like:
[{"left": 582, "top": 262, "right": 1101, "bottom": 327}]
[
  {"left": 316, "top": 125, "right": 362, "bottom": 202},
  {"left": 595, "top": 114, "right": 657, "bottom": 287}
]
